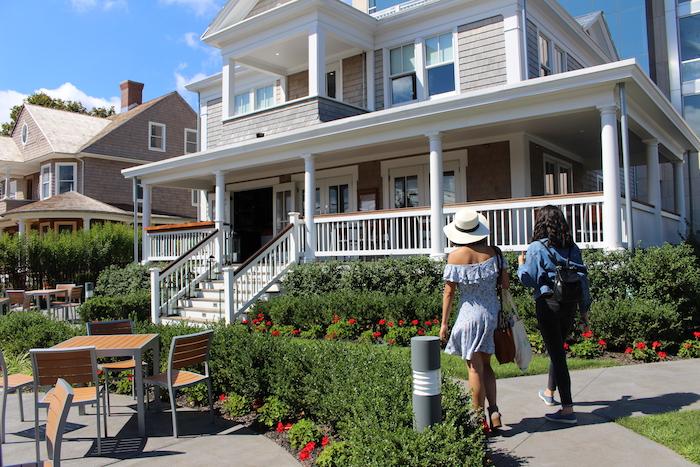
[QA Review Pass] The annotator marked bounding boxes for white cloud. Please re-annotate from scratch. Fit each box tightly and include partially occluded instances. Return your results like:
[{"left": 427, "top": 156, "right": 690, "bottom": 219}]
[
  {"left": 160, "top": 0, "right": 222, "bottom": 17},
  {"left": 69, "top": 0, "right": 127, "bottom": 12},
  {"left": 0, "top": 83, "right": 120, "bottom": 124},
  {"left": 175, "top": 68, "right": 208, "bottom": 96},
  {"left": 184, "top": 32, "right": 200, "bottom": 49}
]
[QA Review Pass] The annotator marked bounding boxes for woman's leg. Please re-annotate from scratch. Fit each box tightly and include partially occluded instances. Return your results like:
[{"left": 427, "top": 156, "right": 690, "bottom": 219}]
[
  {"left": 467, "top": 356, "right": 485, "bottom": 409},
  {"left": 480, "top": 353, "right": 497, "bottom": 409},
  {"left": 536, "top": 298, "right": 573, "bottom": 411}
]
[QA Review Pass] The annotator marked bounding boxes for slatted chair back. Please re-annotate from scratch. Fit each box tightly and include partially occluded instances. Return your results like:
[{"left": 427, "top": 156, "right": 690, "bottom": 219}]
[
  {"left": 86, "top": 319, "right": 133, "bottom": 336},
  {"left": 44, "top": 378, "right": 74, "bottom": 466},
  {"left": 55, "top": 284, "right": 75, "bottom": 292},
  {"left": 69, "top": 285, "right": 83, "bottom": 303},
  {"left": 30, "top": 347, "right": 98, "bottom": 388},
  {"left": 6, "top": 290, "right": 27, "bottom": 307},
  {"left": 168, "top": 330, "right": 214, "bottom": 376}
]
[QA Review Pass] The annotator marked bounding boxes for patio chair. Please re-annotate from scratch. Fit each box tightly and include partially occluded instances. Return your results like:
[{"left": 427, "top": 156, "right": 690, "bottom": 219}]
[
  {"left": 143, "top": 330, "right": 214, "bottom": 438},
  {"left": 52, "top": 285, "right": 82, "bottom": 321},
  {"left": 2, "top": 378, "right": 74, "bottom": 467},
  {"left": 0, "top": 350, "right": 33, "bottom": 443},
  {"left": 86, "top": 319, "right": 139, "bottom": 415},
  {"left": 6, "top": 291, "right": 30, "bottom": 312},
  {"left": 30, "top": 346, "right": 107, "bottom": 461}
]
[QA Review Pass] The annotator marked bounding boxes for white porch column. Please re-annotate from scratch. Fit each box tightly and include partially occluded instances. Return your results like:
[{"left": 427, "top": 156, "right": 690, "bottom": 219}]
[
  {"left": 644, "top": 139, "right": 663, "bottom": 245},
  {"left": 215, "top": 171, "right": 225, "bottom": 265},
  {"left": 3, "top": 169, "right": 10, "bottom": 199},
  {"left": 222, "top": 57, "right": 236, "bottom": 119},
  {"left": 674, "top": 158, "right": 687, "bottom": 237},
  {"left": 414, "top": 37, "right": 426, "bottom": 101},
  {"left": 428, "top": 132, "right": 445, "bottom": 260},
  {"left": 308, "top": 23, "right": 326, "bottom": 98},
  {"left": 599, "top": 105, "right": 623, "bottom": 250},
  {"left": 303, "top": 154, "right": 316, "bottom": 261},
  {"left": 141, "top": 184, "right": 152, "bottom": 261},
  {"left": 365, "top": 50, "right": 375, "bottom": 110},
  {"left": 83, "top": 217, "right": 91, "bottom": 231},
  {"left": 503, "top": 8, "right": 525, "bottom": 83},
  {"left": 18, "top": 221, "right": 26, "bottom": 236}
]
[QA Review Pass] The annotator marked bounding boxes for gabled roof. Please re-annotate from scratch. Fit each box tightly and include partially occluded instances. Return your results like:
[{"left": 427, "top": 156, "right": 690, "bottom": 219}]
[
  {"left": 202, "top": 0, "right": 260, "bottom": 40},
  {"left": 3, "top": 191, "right": 128, "bottom": 216},
  {"left": 0, "top": 136, "right": 22, "bottom": 162},
  {"left": 575, "top": 11, "right": 619, "bottom": 61},
  {"left": 24, "top": 104, "right": 111, "bottom": 154}
]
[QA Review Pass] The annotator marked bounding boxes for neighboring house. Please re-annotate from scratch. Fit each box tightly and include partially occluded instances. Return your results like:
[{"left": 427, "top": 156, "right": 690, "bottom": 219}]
[
  {"left": 0, "top": 81, "right": 198, "bottom": 234},
  {"left": 122, "top": 0, "right": 700, "bottom": 324},
  {"left": 645, "top": 0, "right": 700, "bottom": 237}
]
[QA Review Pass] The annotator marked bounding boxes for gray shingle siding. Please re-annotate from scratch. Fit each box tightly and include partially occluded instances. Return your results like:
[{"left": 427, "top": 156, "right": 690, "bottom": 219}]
[
  {"left": 526, "top": 19, "right": 539, "bottom": 79},
  {"left": 13, "top": 110, "right": 52, "bottom": 161},
  {"left": 374, "top": 49, "right": 384, "bottom": 111},
  {"left": 458, "top": 15, "right": 507, "bottom": 92},
  {"left": 566, "top": 53, "right": 583, "bottom": 71}
]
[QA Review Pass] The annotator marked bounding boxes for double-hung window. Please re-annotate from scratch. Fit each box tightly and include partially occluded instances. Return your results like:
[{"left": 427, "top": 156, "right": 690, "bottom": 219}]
[
  {"left": 538, "top": 34, "right": 552, "bottom": 76},
  {"left": 149, "top": 122, "right": 166, "bottom": 151},
  {"left": 40, "top": 164, "right": 51, "bottom": 200},
  {"left": 235, "top": 84, "right": 275, "bottom": 116},
  {"left": 56, "top": 163, "right": 76, "bottom": 194},
  {"left": 234, "top": 92, "right": 251, "bottom": 115},
  {"left": 185, "top": 129, "right": 198, "bottom": 154},
  {"left": 554, "top": 47, "right": 567, "bottom": 74},
  {"left": 543, "top": 155, "right": 572, "bottom": 195},
  {"left": 255, "top": 85, "right": 274, "bottom": 110},
  {"left": 425, "top": 33, "right": 455, "bottom": 96},
  {"left": 390, "top": 44, "right": 417, "bottom": 105}
]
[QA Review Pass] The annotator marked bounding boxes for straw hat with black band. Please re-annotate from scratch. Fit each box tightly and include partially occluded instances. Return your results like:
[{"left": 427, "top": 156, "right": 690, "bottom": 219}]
[{"left": 443, "top": 208, "right": 490, "bottom": 246}]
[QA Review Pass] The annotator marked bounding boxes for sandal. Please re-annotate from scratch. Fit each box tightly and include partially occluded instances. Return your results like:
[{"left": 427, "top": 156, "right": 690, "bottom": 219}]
[{"left": 488, "top": 406, "right": 502, "bottom": 430}]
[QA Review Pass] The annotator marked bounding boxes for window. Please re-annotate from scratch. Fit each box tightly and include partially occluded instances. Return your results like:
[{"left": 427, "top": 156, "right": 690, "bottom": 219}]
[
  {"left": 21, "top": 123, "right": 28, "bottom": 145},
  {"left": 328, "top": 184, "right": 349, "bottom": 214},
  {"left": 543, "top": 155, "right": 572, "bottom": 195},
  {"left": 326, "top": 70, "right": 337, "bottom": 99},
  {"left": 148, "top": 122, "right": 166, "bottom": 151},
  {"left": 0, "top": 180, "right": 4, "bottom": 199},
  {"left": 255, "top": 85, "right": 274, "bottom": 111},
  {"left": 538, "top": 34, "right": 552, "bottom": 77},
  {"left": 683, "top": 94, "right": 700, "bottom": 136},
  {"left": 234, "top": 84, "right": 276, "bottom": 116},
  {"left": 390, "top": 44, "right": 417, "bottom": 104},
  {"left": 680, "top": 14, "right": 700, "bottom": 82},
  {"left": 443, "top": 170, "right": 455, "bottom": 204},
  {"left": 56, "top": 163, "right": 76, "bottom": 194},
  {"left": 554, "top": 47, "right": 567, "bottom": 74},
  {"left": 235, "top": 92, "right": 251, "bottom": 115},
  {"left": 40, "top": 164, "right": 51, "bottom": 200},
  {"left": 425, "top": 33, "right": 455, "bottom": 96},
  {"left": 185, "top": 129, "right": 198, "bottom": 154},
  {"left": 191, "top": 189, "right": 199, "bottom": 207},
  {"left": 55, "top": 221, "right": 76, "bottom": 234},
  {"left": 393, "top": 175, "right": 419, "bottom": 208}
]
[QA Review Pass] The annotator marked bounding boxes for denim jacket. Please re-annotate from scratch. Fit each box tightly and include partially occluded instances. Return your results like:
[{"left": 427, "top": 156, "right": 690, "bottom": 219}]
[{"left": 517, "top": 238, "right": 592, "bottom": 312}]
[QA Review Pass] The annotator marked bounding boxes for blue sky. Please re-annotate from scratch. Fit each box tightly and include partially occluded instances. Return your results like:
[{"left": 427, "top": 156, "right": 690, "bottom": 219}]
[{"left": 0, "top": 0, "right": 648, "bottom": 123}]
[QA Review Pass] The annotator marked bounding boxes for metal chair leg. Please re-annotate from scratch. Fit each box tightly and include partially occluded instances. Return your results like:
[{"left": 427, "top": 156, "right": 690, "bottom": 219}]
[
  {"left": 2, "top": 390, "right": 7, "bottom": 444},
  {"left": 34, "top": 393, "right": 40, "bottom": 463},
  {"left": 17, "top": 388, "right": 24, "bottom": 422},
  {"left": 168, "top": 385, "right": 178, "bottom": 438},
  {"left": 95, "top": 400, "right": 102, "bottom": 455},
  {"left": 102, "top": 392, "right": 108, "bottom": 438},
  {"left": 105, "top": 371, "right": 111, "bottom": 416},
  {"left": 206, "top": 379, "right": 214, "bottom": 423}
]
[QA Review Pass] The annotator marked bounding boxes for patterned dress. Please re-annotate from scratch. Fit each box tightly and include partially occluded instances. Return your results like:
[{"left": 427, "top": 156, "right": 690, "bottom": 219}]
[{"left": 444, "top": 256, "right": 504, "bottom": 361}]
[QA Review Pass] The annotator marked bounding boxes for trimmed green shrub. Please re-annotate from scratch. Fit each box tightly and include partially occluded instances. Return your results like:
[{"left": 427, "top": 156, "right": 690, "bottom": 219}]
[
  {"left": 78, "top": 291, "right": 150, "bottom": 323},
  {"left": 317, "top": 441, "right": 350, "bottom": 467},
  {"left": 569, "top": 339, "right": 604, "bottom": 359},
  {"left": 288, "top": 418, "right": 321, "bottom": 450},
  {"left": 257, "top": 396, "right": 293, "bottom": 427},
  {"left": 95, "top": 263, "right": 150, "bottom": 296},
  {"left": 0, "top": 312, "right": 78, "bottom": 354},
  {"left": 589, "top": 298, "right": 683, "bottom": 350},
  {"left": 4, "top": 352, "right": 32, "bottom": 375},
  {"left": 221, "top": 393, "right": 251, "bottom": 418},
  {"left": 678, "top": 339, "right": 700, "bottom": 359}
]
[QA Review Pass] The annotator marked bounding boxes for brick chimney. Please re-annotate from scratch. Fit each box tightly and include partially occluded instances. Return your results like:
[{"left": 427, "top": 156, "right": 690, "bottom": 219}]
[{"left": 120, "top": 80, "right": 144, "bottom": 112}]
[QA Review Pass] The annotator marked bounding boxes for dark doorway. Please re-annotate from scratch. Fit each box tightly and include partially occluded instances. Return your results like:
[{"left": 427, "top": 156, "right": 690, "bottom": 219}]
[{"left": 233, "top": 187, "right": 273, "bottom": 261}]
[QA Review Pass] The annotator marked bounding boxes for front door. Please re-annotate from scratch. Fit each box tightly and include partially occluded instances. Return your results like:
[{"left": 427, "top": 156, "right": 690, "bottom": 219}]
[
  {"left": 233, "top": 188, "right": 273, "bottom": 262},
  {"left": 273, "top": 182, "right": 296, "bottom": 234}
]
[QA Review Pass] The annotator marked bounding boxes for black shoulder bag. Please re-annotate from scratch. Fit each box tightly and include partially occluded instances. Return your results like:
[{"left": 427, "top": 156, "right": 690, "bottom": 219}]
[
  {"left": 540, "top": 240, "right": 583, "bottom": 305},
  {"left": 493, "top": 246, "right": 515, "bottom": 364}
]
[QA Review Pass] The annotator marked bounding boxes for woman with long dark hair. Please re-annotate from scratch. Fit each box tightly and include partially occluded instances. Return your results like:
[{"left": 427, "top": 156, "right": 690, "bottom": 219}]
[{"left": 517, "top": 205, "right": 590, "bottom": 424}]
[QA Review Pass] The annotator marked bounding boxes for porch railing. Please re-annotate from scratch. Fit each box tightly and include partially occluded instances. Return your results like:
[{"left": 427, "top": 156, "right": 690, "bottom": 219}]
[
  {"left": 146, "top": 222, "right": 216, "bottom": 262},
  {"left": 314, "top": 192, "right": 605, "bottom": 256}
]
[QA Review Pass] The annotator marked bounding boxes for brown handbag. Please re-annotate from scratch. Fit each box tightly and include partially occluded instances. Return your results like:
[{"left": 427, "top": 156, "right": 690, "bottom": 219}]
[{"left": 493, "top": 247, "right": 516, "bottom": 364}]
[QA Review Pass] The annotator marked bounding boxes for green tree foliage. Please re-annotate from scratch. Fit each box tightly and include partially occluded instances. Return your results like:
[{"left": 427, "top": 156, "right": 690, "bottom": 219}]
[{"left": 0, "top": 92, "right": 116, "bottom": 136}]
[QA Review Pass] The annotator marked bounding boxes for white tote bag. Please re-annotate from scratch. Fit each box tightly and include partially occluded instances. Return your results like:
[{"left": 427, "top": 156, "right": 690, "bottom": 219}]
[{"left": 502, "top": 290, "right": 533, "bottom": 372}]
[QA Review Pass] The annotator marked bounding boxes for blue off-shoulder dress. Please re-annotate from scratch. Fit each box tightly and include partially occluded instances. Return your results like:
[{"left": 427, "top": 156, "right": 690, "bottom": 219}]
[{"left": 443, "top": 256, "right": 504, "bottom": 361}]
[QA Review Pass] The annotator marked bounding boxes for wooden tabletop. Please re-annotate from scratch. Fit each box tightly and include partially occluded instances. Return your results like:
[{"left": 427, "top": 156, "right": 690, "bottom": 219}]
[
  {"left": 53, "top": 334, "right": 159, "bottom": 352},
  {"left": 27, "top": 289, "right": 67, "bottom": 295}
]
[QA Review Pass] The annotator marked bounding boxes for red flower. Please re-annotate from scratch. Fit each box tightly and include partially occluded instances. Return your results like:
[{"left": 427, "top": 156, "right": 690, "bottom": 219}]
[
  {"left": 321, "top": 435, "right": 329, "bottom": 447},
  {"left": 387, "top": 321, "right": 394, "bottom": 328},
  {"left": 433, "top": 318, "right": 439, "bottom": 325},
  {"left": 127, "top": 375, "right": 134, "bottom": 382},
  {"left": 693, "top": 331, "right": 700, "bottom": 339},
  {"left": 284, "top": 422, "right": 293, "bottom": 431},
  {"left": 582, "top": 330, "right": 593, "bottom": 339},
  {"left": 563, "top": 342, "right": 569, "bottom": 350},
  {"left": 372, "top": 331, "right": 382, "bottom": 339},
  {"left": 299, "top": 450, "right": 310, "bottom": 461},
  {"left": 624, "top": 347, "right": 633, "bottom": 354},
  {"left": 271, "top": 330, "right": 280, "bottom": 337},
  {"left": 636, "top": 342, "right": 647, "bottom": 350},
  {"left": 411, "top": 319, "right": 419, "bottom": 326},
  {"left": 652, "top": 341, "right": 662, "bottom": 349},
  {"left": 388, "top": 338, "right": 396, "bottom": 345},
  {"left": 257, "top": 313, "right": 264, "bottom": 318},
  {"left": 304, "top": 441, "right": 316, "bottom": 451},
  {"left": 347, "top": 318, "right": 357, "bottom": 325},
  {"left": 292, "top": 329, "right": 300, "bottom": 336},
  {"left": 332, "top": 314, "right": 340, "bottom": 323},
  {"left": 378, "top": 319, "right": 386, "bottom": 325},
  {"left": 657, "top": 351, "right": 668, "bottom": 360},
  {"left": 276, "top": 422, "right": 285, "bottom": 433},
  {"left": 424, "top": 321, "right": 433, "bottom": 327},
  {"left": 398, "top": 320, "right": 405, "bottom": 326},
  {"left": 598, "top": 339, "right": 607, "bottom": 347},
  {"left": 219, "top": 394, "right": 227, "bottom": 402},
  {"left": 265, "top": 320, "right": 272, "bottom": 327},
  {"left": 97, "top": 370, "right": 103, "bottom": 376},
  {"left": 683, "top": 342, "right": 692, "bottom": 349},
  {"left": 241, "top": 319, "right": 249, "bottom": 325},
  {"left": 417, "top": 328, "right": 425, "bottom": 336}
]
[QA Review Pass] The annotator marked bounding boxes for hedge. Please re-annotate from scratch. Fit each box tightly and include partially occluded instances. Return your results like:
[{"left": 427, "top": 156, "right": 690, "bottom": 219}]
[
  {"left": 78, "top": 291, "right": 151, "bottom": 323},
  {"left": 0, "top": 312, "right": 78, "bottom": 355},
  {"left": 0, "top": 223, "right": 135, "bottom": 290},
  {"left": 95, "top": 263, "right": 150, "bottom": 296}
]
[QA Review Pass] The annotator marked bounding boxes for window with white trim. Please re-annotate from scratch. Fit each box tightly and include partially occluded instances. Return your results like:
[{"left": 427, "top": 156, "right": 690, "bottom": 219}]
[
  {"left": 538, "top": 34, "right": 552, "bottom": 76},
  {"left": 55, "top": 221, "right": 76, "bottom": 234},
  {"left": 21, "top": 123, "right": 29, "bottom": 145},
  {"left": 234, "top": 84, "right": 276, "bottom": 116},
  {"left": 425, "top": 33, "right": 455, "bottom": 96},
  {"left": 390, "top": 44, "right": 417, "bottom": 105},
  {"left": 148, "top": 122, "right": 166, "bottom": 151},
  {"left": 191, "top": 189, "right": 199, "bottom": 207},
  {"left": 40, "top": 164, "right": 51, "bottom": 200},
  {"left": 554, "top": 47, "right": 567, "bottom": 74},
  {"left": 543, "top": 155, "right": 572, "bottom": 195},
  {"left": 185, "top": 128, "right": 198, "bottom": 154},
  {"left": 56, "top": 163, "right": 77, "bottom": 194}
]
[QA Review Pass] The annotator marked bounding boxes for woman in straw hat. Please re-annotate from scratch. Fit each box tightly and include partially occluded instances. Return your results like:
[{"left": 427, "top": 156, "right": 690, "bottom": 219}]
[{"left": 440, "top": 207, "right": 509, "bottom": 432}]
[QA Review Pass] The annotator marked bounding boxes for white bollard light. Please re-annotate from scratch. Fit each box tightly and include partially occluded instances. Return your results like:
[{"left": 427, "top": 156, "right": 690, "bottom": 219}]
[{"left": 411, "top": 336, "right": 442, "bottom": 431}]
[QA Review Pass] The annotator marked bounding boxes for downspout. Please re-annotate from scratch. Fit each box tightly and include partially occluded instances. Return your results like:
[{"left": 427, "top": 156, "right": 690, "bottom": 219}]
[
  {"left": 521, "top": 0, "right": 528, "bottom": 80},
  {"left": 132, "top": 177, "right": 139, "bottom": 263},
  {"left": 619, "top": 82, "right": 634, "bottom": 251}
]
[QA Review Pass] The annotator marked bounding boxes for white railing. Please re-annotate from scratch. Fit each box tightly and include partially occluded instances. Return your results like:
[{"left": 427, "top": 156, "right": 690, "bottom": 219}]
[
  {"left": 372, "top": 0, "right": 435, "bottom": 19},
  {"left": 661, "top": 210, "right": 682, "bottom": 244},
  {"left": 314, "top": 193, "right": 606, "bottom": 256},
  {"left": 150, "top": 230, "right": 218, "bottom": 321},
  {"left": 147, "top": 223, "right": 215, "bottom": 261}
]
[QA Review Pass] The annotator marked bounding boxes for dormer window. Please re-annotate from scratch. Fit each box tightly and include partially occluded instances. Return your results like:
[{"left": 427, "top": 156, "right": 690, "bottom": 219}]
[
  {"left": 538, "top": 34, "right": 552, "bottom": 76},
  {"left": 425, "top": 33, "right": 455, "bottom": 96},
  {"left": 40, "top": 164, "right": 51, "bottom": 200},
  {"left": 20, "top": 123, "right": 28, "bottom": 145},
  {"left": 148, "top": 122, "right": 166, "bottom": 151},
  {"left": 390, "top": 44, "right": 417, "bottom": 105}
]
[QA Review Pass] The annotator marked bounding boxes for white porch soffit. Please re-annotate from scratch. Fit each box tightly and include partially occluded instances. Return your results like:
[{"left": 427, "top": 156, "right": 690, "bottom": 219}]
[{"left": 123, "top": 60, "right": 700, "bottom": 185}]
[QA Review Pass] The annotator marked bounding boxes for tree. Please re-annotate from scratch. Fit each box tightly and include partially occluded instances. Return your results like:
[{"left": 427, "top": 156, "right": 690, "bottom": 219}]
[{"left": 0, "top": 92, "right": 116, "bottom": 136}]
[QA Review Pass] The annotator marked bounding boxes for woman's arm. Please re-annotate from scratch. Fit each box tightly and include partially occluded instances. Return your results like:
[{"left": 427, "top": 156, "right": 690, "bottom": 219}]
[
  {"left": 517, "top": 243, "right": 540, "bottom": 289},
  {"left": 440, "top": 281, "right": 456, "bottom": 342}
]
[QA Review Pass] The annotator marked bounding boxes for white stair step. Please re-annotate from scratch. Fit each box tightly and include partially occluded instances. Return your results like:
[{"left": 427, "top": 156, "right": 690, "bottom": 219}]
[
  {"left": 178, "top": 307, "right": 227, "bottom": 321},
  {"left": 179, "top": 297, "right": 224, "bottom": 308}
]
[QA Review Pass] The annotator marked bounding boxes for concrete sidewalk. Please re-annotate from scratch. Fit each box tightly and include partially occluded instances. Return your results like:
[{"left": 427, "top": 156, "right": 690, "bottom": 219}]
[
  {"left": 484, "top": 359, "right": 700, "bottom": 466},
  {"left": 0, "top": 392, "right": 300, "bottom": 466}
]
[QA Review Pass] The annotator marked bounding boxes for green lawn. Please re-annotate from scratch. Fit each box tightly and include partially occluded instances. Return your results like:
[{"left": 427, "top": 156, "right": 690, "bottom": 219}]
[{"left": 616, "top": 410, "right": 700, "bottom": 464}]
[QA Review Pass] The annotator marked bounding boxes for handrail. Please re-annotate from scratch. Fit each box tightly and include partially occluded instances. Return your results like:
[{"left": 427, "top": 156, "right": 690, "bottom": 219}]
[
  {"left": 232, "top": 223, "right": 293, "bottom": 274},
  {"left": 161, "top": 229, "right": 219, "bottom": 276},
  {"left": 146, "top": 221, "right": 215, "bottom": 233}
]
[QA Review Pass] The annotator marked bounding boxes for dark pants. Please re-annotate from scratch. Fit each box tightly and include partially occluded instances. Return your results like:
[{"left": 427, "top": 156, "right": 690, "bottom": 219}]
[{"left": 536, "top": 297, "right": 576, "bottom": 407}]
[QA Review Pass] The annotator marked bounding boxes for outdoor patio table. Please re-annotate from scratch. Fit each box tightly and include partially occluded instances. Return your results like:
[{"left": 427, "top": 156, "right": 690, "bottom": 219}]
[
  {"left": 0, "top": 297, "right": 9, "bottom": 314},
  {"left": 26, "top": 289, "right": 67, "bottom": 315},
  {"left": 52, "top": 334, "right": 160, "bottom": 437}
]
